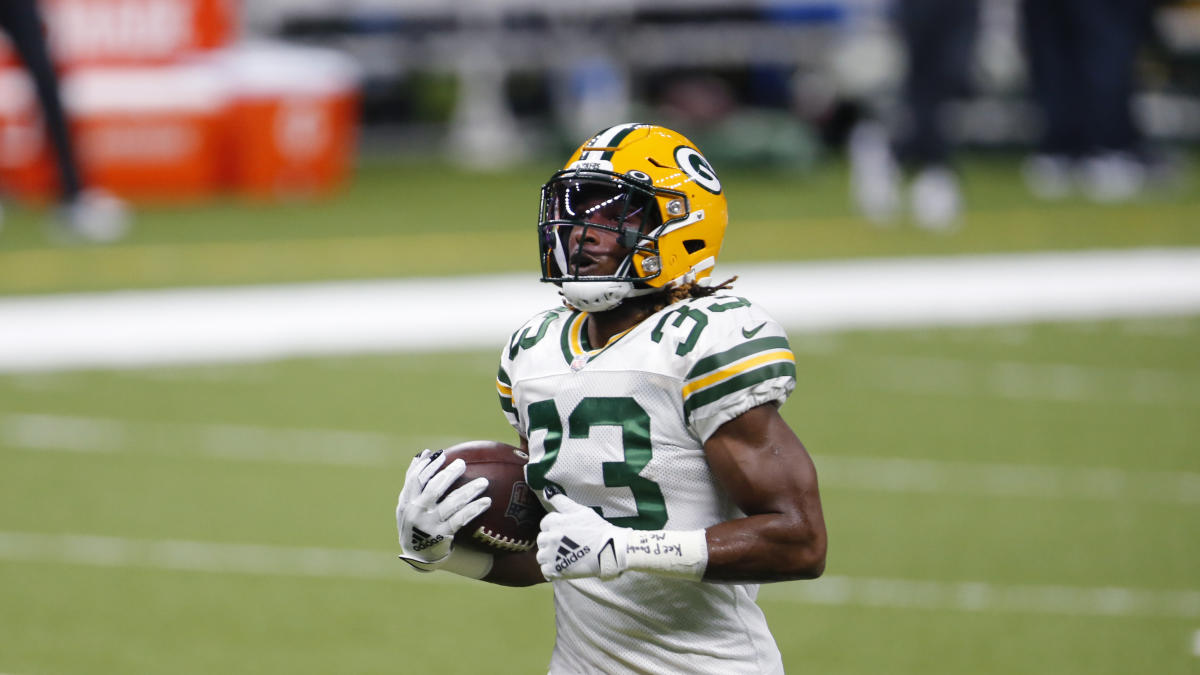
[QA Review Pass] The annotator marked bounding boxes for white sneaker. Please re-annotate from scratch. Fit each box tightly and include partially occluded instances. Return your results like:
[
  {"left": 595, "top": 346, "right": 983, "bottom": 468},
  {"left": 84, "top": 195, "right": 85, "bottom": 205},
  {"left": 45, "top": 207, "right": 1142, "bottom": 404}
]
[
  {"left": 910, "top": 166, "right": 962, "bottom": 232},
  {"left": 1079, "top": 152, "right": 1145, "bottom": 203},
  {"left": 848, "top": 121, "right": 900, "bottom": 225},
  {"left": 1022, "top": 154, "right": 1074, "bottom": 200},
  {"left": 55, "top": 189, "right": 131, "bottom": 243}
]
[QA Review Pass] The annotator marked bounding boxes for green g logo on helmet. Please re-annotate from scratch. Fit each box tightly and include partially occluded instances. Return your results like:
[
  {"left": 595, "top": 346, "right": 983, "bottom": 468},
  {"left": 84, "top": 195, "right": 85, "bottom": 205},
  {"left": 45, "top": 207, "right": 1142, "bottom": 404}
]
[{"left": 674, "top": 146, "right": 721, "bottom": 194}]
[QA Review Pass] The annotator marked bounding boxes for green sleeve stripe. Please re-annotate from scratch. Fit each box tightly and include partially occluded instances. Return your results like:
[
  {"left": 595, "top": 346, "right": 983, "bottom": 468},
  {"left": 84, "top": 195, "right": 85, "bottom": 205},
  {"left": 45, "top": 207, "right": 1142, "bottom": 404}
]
[
  {"left": 686, "top": 336, "right": 791, "bottom": 379},
  {"left": 683, "top": 362, "right": 796, "bottom": 419},
  {"left": 496, "top": 366, "right": 514, "bottom": 414},
  {"left": 498, "top": 393, "right": 515, "bottom": 414}
]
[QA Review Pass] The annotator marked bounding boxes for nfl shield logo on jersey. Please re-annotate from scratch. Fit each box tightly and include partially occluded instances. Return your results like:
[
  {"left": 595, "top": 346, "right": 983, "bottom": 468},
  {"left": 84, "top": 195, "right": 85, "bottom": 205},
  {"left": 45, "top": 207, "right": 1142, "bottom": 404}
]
[{"left": 570, "top": 354, "right": 589, "bottom": 371}]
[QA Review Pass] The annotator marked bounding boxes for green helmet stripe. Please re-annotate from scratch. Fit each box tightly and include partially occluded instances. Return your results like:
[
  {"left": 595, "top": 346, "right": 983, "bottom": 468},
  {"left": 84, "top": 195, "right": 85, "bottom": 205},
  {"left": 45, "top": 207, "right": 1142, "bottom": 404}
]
[
  {"left": 580, "top": 123, "right": 641, "bottom": 163},
  {"left": 600, "top": 125, "right": 640, "bottom": 161}
]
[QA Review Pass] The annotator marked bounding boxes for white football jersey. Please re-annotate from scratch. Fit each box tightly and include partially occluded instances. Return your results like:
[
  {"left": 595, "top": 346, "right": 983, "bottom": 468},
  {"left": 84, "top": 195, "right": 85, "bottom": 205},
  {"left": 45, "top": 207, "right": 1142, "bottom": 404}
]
[{"left": 497, "top": 294, "right": 796, "bottom": 675}]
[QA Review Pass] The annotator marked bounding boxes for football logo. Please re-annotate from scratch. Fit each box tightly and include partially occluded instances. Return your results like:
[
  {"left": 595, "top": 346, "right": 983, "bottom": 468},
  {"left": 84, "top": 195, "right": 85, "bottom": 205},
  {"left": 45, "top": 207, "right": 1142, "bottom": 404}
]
[
  {"left": 505, "top": 482, "right": 542, "bottom": 529},
  {"left": 674, "top": 146, "right": 721, "bottom": 194}
]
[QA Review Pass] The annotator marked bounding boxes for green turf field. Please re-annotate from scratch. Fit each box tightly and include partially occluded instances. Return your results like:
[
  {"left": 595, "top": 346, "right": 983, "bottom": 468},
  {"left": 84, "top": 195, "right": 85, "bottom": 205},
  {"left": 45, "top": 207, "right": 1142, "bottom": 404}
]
[
  {"left": 1, "top": 155, "right": 1198, "bottom": 294},
  {"left": 1, "top": 155, "right": 1198, "bottom": 674}
]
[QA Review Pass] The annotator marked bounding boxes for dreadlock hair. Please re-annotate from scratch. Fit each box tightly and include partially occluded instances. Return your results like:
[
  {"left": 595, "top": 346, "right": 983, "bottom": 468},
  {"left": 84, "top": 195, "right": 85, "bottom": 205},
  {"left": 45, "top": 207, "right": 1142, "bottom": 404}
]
[
  {"left": 653, "top": 275, "right": 739, "bottom": 313},
  {"left": 561, "top": 276, "right": 739, "bottom": 315}
]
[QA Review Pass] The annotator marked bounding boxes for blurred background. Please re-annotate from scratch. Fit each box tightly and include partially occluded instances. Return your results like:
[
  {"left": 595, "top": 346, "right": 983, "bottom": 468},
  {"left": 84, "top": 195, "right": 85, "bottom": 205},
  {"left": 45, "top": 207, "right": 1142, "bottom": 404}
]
[{"left": 0, "top": 1, "right": 1198, "bottom": 674}]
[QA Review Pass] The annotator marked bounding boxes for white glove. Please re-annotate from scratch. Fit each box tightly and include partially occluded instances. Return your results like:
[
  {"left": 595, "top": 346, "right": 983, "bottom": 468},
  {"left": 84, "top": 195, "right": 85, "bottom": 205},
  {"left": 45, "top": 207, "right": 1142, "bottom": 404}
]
[
  {"left": 396, "top": 449, "right": 491, "bottom": 569},
  {"left": 536, "top": 488, "right": 709, "bottom": 582},
  {"left": 536, "top": 490, "right": 629, "bottom": 581}
]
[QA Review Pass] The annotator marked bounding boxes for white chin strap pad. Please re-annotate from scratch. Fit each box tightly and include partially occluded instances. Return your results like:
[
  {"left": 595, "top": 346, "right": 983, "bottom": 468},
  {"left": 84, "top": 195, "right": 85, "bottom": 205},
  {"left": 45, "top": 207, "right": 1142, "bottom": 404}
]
[{"left": 561, "top": 281, "right": 632, "bottom": 312}]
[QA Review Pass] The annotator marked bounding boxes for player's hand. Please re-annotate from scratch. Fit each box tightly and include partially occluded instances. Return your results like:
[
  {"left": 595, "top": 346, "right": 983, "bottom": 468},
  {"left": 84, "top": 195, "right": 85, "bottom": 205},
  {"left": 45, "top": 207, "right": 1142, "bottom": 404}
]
[
  {"left": 396, "top": 449, "right": 491, "bottom": 568},
  {"left": 536, "top": 489, "right": 629, "bottom": 581}
]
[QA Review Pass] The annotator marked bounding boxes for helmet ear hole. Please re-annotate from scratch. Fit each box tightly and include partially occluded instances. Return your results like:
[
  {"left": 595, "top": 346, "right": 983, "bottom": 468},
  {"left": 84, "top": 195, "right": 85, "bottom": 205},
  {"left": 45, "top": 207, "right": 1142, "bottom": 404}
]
[{"left": 683, "top": 239, "right": 706, "bottom": 254}]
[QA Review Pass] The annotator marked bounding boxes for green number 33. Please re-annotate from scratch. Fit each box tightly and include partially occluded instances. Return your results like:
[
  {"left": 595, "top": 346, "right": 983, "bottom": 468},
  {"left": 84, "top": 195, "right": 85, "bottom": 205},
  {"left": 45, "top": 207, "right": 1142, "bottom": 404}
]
[{"left": 525, "top": 396, "right": 667, "bottom": 530}]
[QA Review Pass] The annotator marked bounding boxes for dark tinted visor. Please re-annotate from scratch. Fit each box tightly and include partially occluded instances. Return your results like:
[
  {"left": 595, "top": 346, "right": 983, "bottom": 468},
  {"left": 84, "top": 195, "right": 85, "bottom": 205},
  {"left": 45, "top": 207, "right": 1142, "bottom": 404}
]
[{"left": 543, "top": 177, "right": 658, "bottom": 231}]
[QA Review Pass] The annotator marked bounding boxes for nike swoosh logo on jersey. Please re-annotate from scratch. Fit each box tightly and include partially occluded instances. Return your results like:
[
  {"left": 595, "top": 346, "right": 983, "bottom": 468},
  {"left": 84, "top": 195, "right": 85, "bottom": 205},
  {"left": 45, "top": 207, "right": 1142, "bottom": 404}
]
[{"left": 742, "top": 322, "right": 767, "bottom": 339}]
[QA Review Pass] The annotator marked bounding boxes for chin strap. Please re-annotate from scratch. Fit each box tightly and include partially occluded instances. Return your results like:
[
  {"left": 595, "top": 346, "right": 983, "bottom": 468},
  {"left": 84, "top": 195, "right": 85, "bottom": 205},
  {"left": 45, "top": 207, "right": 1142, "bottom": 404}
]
[
  {"left": 560, "top": 280, "right": 631, "bottom": 312},
  {"left": 560, "top": 256, "right": 715, "bottom": 314},
  {"left": 560, "top": 281, "right": 670, "bottom": 312}
]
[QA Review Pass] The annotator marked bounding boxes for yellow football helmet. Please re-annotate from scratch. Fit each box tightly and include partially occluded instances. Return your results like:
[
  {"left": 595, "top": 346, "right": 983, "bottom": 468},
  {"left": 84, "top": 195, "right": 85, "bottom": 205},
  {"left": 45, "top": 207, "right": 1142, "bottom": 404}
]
[{"left": 538, "top": 123, "right": 729, "bottom": 311}]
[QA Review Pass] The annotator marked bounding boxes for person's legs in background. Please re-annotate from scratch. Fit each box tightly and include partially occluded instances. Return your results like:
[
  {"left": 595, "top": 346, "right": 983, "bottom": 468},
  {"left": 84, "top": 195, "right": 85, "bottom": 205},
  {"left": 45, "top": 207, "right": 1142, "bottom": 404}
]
[
  {"left": 1021, "top": 0, "right": 1154, "bottom": 202},
  {"left": 1073, "top": 0, "right": 1153, "bottom": 201},
  {"left": 848, "top": 0, "right": 979, "bottom": 231},
  {"left": 895, "top": 0, "right": 979, "bottom": 230},
  {"left": 0, "top": 0, "right": 129, "bottom": 242},
  {"left": 1021, "top": 0, "right": 1083, "bottom": 198}
]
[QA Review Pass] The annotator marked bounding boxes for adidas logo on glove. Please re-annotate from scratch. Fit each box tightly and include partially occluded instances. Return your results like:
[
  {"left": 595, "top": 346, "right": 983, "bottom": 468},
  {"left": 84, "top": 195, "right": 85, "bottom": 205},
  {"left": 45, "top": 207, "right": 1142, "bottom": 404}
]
[
  {"left": 554, "top": 536, "right": 591, "bottom": 573},
  {"left": 411, "top": 526, "right": 445, "bottom": 552}
]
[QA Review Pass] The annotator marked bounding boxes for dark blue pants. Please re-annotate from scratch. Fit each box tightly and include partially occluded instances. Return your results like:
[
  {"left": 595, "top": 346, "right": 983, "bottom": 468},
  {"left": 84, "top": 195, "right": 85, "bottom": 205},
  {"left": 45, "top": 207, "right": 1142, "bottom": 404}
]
[
  {"left": 0, "top": 0, "right": 82, "bottom": 200},
  {"left": 1021, "top": 0, "right": 1153, "bottom": 158},
  {"left": 896, "top": 0, "right": 980, "bottom": 168}
]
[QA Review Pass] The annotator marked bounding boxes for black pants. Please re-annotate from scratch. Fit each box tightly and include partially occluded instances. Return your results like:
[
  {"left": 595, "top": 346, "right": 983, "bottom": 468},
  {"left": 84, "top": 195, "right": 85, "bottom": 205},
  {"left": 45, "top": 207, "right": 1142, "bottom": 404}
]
[
  {"left": 0, "top": 0, "right": 82, "bottom": 199},
  {"left": 1021, "top": 0, "right": 1152, "bottom": 158},
  {"left": 896, "top": 0, "right": 980, "bottom": 168}
]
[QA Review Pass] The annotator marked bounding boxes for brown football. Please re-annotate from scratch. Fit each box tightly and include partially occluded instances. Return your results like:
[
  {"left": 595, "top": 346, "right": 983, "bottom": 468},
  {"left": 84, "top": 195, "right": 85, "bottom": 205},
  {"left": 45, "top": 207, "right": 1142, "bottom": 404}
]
[{"left": 440, "top": 440, "right": 546, "bottom": 555}]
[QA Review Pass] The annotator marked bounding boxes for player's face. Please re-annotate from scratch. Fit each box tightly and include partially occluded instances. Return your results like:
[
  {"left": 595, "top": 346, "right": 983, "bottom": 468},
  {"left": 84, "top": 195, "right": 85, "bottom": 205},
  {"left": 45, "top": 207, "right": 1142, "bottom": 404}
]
[{"left": 565, "top": 196, "right": 645, "bottom": 277}]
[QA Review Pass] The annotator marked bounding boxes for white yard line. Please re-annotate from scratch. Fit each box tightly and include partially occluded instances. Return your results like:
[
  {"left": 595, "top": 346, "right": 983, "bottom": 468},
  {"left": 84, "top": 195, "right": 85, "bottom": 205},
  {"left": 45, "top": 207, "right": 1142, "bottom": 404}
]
[
  {"left": 761, "top": 574, "right": 1200, "bottom": 619},
  {"left": 1, "top": 248, "right": 1198, "bottom": 372},
  {"left": 855, "top": 355, "right": 1200, "bottom": 406},
  {"left": 0, "top": 530, "right": 1195, "bottom": 619},
  {"left": 0, "top": 413, "right": 448, "bottom": 465},
  {"left": 4, "top": 413, "right": 1198, "bottom": 504},
  {"left": 0, "top": 531, "right": 398, "bottom": 581},
  {"left": 816, "top": 455, "right": 1200, "bottom": 504}
]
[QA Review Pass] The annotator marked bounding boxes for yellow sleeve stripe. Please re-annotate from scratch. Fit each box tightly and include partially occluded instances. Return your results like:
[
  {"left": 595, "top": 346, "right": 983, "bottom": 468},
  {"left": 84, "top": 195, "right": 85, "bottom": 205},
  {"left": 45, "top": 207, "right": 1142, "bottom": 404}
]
[
  {"left": 681, "top": 349, "right": 795, "bottom": 399},
  {"left": 496, "top": 380, "right": 513, "bottom": 397}
]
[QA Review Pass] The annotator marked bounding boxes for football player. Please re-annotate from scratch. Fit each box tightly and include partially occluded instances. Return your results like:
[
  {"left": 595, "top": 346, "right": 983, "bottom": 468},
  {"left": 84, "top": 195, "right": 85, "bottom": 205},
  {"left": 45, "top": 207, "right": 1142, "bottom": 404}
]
[{"left": 396, "top": 123, "right": 827, "bottom": 674}]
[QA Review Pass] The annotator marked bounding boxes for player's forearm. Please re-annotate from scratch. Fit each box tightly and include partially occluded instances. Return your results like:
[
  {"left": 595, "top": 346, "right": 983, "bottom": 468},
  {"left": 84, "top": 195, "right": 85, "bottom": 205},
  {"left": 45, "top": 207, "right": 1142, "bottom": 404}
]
[{"left": 702, "top": 511, "right": 827, "bottom": 582}]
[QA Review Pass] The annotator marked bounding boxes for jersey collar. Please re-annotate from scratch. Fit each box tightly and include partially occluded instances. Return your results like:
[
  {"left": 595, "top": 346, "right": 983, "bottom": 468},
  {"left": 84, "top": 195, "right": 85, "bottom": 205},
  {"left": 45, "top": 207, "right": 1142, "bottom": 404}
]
[{"left": 559, "top": 310, "right": 637, "bottom": 366}]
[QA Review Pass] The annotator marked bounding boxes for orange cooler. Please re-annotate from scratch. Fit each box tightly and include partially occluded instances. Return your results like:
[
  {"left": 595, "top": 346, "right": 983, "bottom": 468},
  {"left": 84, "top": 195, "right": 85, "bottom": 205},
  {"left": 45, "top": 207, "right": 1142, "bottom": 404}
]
[
  {"left": 215, "top": 43, "right": 362, "bottom": 199},
  {"left": 0, "top": 63, "right": 227, "bottom": 201},
  {"left": 64, "top": 65, "right": 228, "bottom": 199}
]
